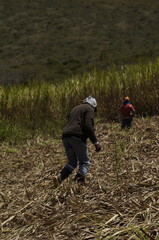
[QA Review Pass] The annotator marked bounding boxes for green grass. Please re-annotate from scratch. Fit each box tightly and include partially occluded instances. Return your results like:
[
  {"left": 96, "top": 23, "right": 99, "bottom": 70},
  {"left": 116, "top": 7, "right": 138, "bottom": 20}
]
[
  {"left": 0, "top": 0, "right": 159, "bottom": 84},
  {"left": 0, "top": 58, "right": 158, "bottom": 142}
]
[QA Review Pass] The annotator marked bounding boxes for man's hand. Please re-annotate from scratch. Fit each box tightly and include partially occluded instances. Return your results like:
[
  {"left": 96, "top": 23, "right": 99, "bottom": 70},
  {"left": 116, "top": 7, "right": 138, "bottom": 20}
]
[{"left": 94, "top": 143, "right": 101, "bottom": 152}]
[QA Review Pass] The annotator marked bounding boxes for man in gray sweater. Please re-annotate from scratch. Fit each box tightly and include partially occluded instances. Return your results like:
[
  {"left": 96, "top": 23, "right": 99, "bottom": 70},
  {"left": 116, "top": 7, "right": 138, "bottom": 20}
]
[{"left": 54, "top": 96, "right": 101, "bottom": 186}]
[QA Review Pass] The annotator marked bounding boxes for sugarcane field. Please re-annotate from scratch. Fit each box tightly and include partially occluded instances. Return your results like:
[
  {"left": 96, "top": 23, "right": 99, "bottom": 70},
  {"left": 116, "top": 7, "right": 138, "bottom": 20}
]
[
  {"left": 1, "top": 116, "right": 159, "bottom": 240},
  {"left": 1, "top": 0, "right": 159, "bottom": 239}
]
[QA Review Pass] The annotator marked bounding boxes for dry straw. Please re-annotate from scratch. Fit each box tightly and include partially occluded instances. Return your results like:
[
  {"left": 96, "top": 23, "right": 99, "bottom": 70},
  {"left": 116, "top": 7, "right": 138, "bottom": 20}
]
[{"left": 0, "top": 116, "right": 159, "bottom": 239}]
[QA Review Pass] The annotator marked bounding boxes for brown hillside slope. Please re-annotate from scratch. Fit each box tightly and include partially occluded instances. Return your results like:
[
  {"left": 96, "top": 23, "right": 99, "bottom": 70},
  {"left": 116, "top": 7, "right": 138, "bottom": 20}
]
[{"left": 0, "top": 116, "right": 159, "bottom": 239}]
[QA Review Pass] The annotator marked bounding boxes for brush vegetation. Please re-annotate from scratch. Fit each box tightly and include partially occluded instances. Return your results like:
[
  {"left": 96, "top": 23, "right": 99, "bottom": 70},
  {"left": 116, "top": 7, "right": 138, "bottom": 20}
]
[
  {"left": 0, "top": 58, "right": 158, "bottom": 142},
  {"left": 1, "top": 1, "right": 159, "bottom": 239},
  {"left": 1, "top": 0, "right": 159, "bottom": 84}
]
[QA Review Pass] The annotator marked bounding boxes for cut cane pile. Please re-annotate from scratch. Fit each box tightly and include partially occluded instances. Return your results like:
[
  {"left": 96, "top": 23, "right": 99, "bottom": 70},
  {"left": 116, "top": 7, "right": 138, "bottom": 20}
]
[{"left": 0, "top": 116, "right": 159, "bottom": 240}]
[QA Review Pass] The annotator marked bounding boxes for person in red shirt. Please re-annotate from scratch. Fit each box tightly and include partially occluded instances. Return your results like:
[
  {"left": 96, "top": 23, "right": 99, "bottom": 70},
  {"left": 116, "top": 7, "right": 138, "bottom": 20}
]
[{"left": 120, "top": 96, "right": 135, "bottom": 129}]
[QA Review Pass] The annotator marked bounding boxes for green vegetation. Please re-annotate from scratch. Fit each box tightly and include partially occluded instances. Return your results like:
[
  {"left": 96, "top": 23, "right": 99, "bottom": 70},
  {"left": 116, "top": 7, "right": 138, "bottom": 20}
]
[
  {"left": 1, "top": 2, "right": 159, "bottom": 239},
  {"left": 1, "top": 0, "right": 159, "bottom": 84},
  {"left": 0, "top": 59, "right": 158, "bottom": 142}
]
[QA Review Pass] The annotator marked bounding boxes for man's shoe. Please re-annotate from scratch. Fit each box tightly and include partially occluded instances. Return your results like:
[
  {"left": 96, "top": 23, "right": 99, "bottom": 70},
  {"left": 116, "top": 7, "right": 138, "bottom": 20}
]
[
  {"left": 53, "top": 175, "right": 61, "bottom": 188},
  {"left": 73, "top": 173, "right": 85, "bottom": 183}
]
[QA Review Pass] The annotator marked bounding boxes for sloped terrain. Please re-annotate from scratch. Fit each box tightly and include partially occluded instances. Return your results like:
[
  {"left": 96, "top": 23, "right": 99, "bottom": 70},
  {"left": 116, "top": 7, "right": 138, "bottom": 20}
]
[
  {"left": 0, "top": 116, "right": 159, "bottom": 239},
  {"left": 1, "top": 0, "right": 159, "bottom": 83}
]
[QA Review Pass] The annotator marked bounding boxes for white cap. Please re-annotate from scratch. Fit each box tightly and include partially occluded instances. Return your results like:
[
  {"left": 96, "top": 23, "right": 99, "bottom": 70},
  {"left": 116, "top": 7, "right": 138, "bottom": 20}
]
[{"left": 83, "top": 96, "right": 97, "bottom": 108}]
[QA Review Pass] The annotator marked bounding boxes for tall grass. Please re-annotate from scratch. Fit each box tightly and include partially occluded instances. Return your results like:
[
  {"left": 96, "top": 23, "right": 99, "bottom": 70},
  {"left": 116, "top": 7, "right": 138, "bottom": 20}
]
[{"left": 0, "top": 59, "right": 159, "bottom": 142}]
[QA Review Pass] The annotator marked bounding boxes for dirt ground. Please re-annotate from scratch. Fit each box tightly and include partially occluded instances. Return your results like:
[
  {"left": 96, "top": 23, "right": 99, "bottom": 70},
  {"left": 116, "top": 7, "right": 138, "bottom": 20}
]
[{"left": 0, "top": 116, "right": 159, "bottom": 240}]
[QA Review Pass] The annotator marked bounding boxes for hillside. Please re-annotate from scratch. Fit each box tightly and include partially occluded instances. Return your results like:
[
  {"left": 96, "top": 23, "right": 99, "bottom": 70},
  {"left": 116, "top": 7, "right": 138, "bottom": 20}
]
[
  {"left": 1, "top": 116, "right": 159, "bottom": 239},
  {"left": 1, "top": 0, "right": 159, "bottom": 84}
]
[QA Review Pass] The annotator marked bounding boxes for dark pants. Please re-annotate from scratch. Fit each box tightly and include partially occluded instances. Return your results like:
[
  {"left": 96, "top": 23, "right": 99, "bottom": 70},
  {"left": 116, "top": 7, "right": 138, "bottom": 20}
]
[
  {"left": 59, "top": 136, "right": 90, "bottom": 182},
  {"left": 121, "top": 118, "right": 132, "bottom": 129}
]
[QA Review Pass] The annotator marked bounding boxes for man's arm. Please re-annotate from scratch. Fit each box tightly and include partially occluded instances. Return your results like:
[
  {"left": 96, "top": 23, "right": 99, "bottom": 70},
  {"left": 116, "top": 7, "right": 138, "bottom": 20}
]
[
  {"left": 84, "top": 110, "right": 101, "bottom": 151},
  {"left": 130, "top": 105, "right": 135, "bottom": 118}
]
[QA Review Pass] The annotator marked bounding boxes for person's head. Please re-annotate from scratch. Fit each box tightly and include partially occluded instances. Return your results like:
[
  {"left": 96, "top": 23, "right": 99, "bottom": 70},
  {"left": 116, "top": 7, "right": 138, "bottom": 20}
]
[
  {"left": 124, "top": 96, "right": 130, "bottom": 101},
  {"left": 123, "top": 96, "right": 130, "bottom": 104},
  {"left": 83, "top": 96, "right": 97, "bottom": 111}
]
